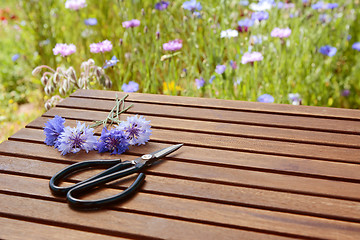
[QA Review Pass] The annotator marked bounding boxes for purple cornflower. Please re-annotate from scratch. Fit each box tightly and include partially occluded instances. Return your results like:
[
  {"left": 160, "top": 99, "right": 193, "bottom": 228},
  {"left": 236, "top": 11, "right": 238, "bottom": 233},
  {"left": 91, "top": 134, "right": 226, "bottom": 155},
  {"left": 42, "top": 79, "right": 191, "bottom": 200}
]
[
  {"left": 56, "top": 122, "right": 97, "bottom": 155},
  {"left": 163, "top": 39, "right": 183, "bottom": 51},
  {"left": 230, "top": 60, "right": 237, "bottom": 69},
  {"left": 11, "top": 54, "right": 20, "bottom": 62},
  {"left": 341, "top": 89, "right": 350, "bottom": 97},
  {"left": 277, "top": 2, "right": 293, "bottom": 9},
  {"left": 326, "top": 3, "right": 338, "bottom": 9},
  {"left": 251, "top": 11, "right": 269, "bottom": 21},
  {"left": 84, "top": 18, "right": 97, "bottom": 26},
  {"left": 215, "top": 65, "right": 226, "bottom": 74},
  {"left": 258, "top": 94, "right": 274, "bottom": 103},
  {"left": 195, "top": 77, "right": 205, "bottom": 89},
  {"left": 97, "top": 127, "right": 130, "bottom": 155},
  {"left": 103, "top": 56, "right": 119, "bottom": 69},
  {"left": 319, "top": 45, "right": 337, "bottom": 57},
  {"left": 155, "top": 1, "right": 169, "bottom": 10},
  {"left": 237, "top": 18, "right": 254, "bottom": 32},
  {"left": 65, "top": 0, "right": 86, "bottom": 10},
  {"left": 241, "top": 52, "right": 263, "bottom": 64},
  {"left": 122, "top": 81, "right": 139, "bottom": 92},
  {"left": 117, "top": 115, "right": 152, "bottom": 146},
  {"left": 90, "top": 40, "right": 113, "bottom": 53},
  {"left": 182, "top": 0, "right": 202, "bottom": 12},
  {"left": 53, "top": 43, "right": 76, "bottom": 57},
  {"left": 352, "top": 42, "right": 360, "bottom": 51},
  {"left": 44, "top": 115, "right": 66, "bottom": 146},
  {"left": 122, "top": 19, "right": 140, "bottom": 28},
  {"left": 288, "top": 93, "right": 302, "bottom": 105},
  {"left": 271, "top": 27, "right": 291, "bottom": 38}
]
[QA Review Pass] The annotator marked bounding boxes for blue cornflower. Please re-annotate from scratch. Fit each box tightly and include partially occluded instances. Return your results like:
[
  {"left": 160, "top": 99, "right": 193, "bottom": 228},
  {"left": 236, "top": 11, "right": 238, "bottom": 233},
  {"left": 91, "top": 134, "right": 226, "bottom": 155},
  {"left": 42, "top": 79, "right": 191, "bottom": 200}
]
[
  {"left": 117, "top": 115, "right": 152, "bottom": 146},
  {"left": 237, "top": 18, "right": 254, "bottom": 32},
  {"left": 84, "top": 18, "right": 97, "bottom": 26},
  {"left": 215, "top": 65, "right": 226, "bottom": 74},
  {"left": 122, "top": 81, "right": 139, "bottom": 92},
  {"left": 239, "top": 0, "right": 249, "bottom": 6},
  {"left": 326, "top": 3, "right": 338, "bottom": 9},
  {"left": 44, "top": 115, "right": 66, "bottom": 146},
  {"left": 209, "top": 75, "right": 216, "bottom": 84},
  {"left": 257, "top": 94, "right": 274, "bottom": 103},
  {"left": 97, "top": 127, "right": 130, "bottom": 155},
  {"left": 155, "top": 1, "right": 169, "bottom": 10},
  {"left": 352, "top": 42, "right": 360, "bottom": 51},
  {"left": 182, "top": 0, "right": 202, "bottom": 12},
  {"left": 56, "top": 122, "right": 97, "bottom": 155},
  {"left": 12, "top": 54, "right": 20, "bottom": 62},
  {"left": 251, "top": 11, "right": 269, "bottom": 21},
  {"left": 103, "top": 56, "right": 119, "bottom": 69},
  {"left": 319, "top": 45, "right": 337, "bottom": 57},
  {"left": 195, "top": 77, "right": 205, "bottom": 89},
  {"left": 312, "top": 1, "right": 325, "bottom": 10}
]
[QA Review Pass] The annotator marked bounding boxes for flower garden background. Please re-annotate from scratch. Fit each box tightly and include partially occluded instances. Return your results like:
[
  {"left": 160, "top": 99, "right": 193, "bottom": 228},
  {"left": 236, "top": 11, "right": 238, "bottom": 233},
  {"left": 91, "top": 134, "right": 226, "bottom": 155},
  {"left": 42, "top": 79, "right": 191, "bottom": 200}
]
[{"left": 1, "top": 0, "right": 360, "bottom": 142}]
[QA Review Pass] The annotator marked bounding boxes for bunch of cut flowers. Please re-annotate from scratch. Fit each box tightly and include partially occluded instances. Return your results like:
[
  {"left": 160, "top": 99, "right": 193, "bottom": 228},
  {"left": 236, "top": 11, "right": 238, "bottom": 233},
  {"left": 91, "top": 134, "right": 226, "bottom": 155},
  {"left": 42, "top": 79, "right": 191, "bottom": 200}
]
[{"left": 43, "top": 95, "right": 151, "bottom": 155}]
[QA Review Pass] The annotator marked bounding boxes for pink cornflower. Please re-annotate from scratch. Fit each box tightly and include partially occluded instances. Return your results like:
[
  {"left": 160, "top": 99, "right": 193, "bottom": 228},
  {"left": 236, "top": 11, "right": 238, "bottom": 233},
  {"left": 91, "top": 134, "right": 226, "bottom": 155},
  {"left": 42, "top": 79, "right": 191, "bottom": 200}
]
[
  {"left": 65, "top": 0, "right": 87, "bottom": 10},
  {"left": 163, "top": 39, "right": 183, "bottom": 51},
  {"left": 90, "top": 40, "right": 113, "bottom": 53},
  {"left": 241, "top": 52, "right": 263, "bottom": 64},
  {"left": 122, "top": 19, "right": 141, "bottom": 28},
  {"left": 53, "top": 43, "right": 76, "bottom": 57},
  {"left": 271, "top": 27, "right": 292, "bottom": 38}
]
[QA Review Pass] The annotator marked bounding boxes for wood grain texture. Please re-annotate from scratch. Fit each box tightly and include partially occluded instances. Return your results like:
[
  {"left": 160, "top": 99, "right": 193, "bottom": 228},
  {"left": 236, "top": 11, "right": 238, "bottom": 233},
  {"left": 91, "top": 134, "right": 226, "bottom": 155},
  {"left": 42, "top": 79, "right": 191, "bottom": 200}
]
[
  {"left": 1, "top": 89, "right": 360, "bottom": 239},
  {"left": 0, "top": 217, "right": 125, "bottom": 240},
  {"left": 72, "top": 89, "right": 360, "bottom": 120},
  {"left": 57, "top": 96, "right": 360, "bottom": 134}
]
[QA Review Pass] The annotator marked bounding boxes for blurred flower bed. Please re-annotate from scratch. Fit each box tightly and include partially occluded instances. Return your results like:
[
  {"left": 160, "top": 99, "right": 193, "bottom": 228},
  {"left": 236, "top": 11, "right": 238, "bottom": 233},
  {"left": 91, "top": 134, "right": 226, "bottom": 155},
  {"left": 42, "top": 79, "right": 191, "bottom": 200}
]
[{"left": 1, "top": 0, "right": 360, "bottom": 142}]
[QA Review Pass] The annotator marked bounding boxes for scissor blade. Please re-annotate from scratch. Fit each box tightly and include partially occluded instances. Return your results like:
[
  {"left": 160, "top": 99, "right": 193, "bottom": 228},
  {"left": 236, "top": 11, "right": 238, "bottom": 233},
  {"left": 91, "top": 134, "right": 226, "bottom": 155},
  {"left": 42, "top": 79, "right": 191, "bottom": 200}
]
[{"left": 153, "top": 144, "right": 183, "bottom": 159}]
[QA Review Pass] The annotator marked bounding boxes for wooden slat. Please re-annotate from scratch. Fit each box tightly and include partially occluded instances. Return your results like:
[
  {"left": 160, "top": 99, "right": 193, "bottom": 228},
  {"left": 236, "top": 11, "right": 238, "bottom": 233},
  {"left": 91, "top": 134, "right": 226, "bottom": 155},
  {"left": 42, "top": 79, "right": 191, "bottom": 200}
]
[
  {"left": 57, "top": 96, "right": 360, "bottom": 134},
  {"left": 4, "top": 129, "right": 360, "bottom": 202},
  {"left": 14, "top": 120, "right": 360, "bottom": 164},
  {"left": 0, "top": 217, "right": 125, "bottom": 240},
  {"left": 42, "top": 108, "right": 360, "bottom": 149},
  {"left": 0, "top": 193, "right": 296, "bottom": 240},
  {"left": 2, "top": 153, "right": 360, "bottom": 223},
  {"left": 2, "top": 89, "right": 360, "bottom": 239},
  {"left": 24, "top": 117, "right": 360, "bottom": 181},
  {"left": 72, "top": 89, "right": 360, "bottom": 120},
  {"left": 2, "top": 173, "right": 360, "bottom": 239}
]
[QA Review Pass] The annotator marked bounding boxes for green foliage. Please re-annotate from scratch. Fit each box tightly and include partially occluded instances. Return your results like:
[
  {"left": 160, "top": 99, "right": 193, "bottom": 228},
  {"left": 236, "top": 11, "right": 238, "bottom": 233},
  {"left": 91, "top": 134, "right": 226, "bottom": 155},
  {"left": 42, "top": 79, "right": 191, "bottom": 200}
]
[{"left": 1, "top": 0, "right": 360, "bottom": 115}]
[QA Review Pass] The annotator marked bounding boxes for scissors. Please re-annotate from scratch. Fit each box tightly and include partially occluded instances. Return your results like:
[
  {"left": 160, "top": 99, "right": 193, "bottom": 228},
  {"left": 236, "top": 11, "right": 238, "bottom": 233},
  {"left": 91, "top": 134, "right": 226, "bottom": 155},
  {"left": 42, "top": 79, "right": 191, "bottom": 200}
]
[{"left": 49, "top": 144, "right": 183, "bottom": 209}]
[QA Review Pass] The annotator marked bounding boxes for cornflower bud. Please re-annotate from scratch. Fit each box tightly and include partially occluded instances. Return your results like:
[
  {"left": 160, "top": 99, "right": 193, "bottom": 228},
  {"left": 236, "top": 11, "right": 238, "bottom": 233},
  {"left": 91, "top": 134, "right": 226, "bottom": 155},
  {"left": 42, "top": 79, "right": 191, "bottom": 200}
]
[
  {"left": 156, "top": 31, "right": 160, "bottom": 40},
  {"left": 141, "top": 8, "right": 145, "bottom": 16},
  {"left": 144, "top": 26, "right": 148, "bottom": 33},
  {"left": 119, "top": 38, "right": 123, "bottom": 46}
]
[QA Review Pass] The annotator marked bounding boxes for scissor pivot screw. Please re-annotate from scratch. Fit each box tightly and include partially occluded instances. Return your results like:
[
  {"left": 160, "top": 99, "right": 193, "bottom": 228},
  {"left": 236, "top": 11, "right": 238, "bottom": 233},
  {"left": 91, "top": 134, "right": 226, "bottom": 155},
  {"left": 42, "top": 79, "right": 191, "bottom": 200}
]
[{"left": 141, "top": 154, "right": 153, "bottom": 160}]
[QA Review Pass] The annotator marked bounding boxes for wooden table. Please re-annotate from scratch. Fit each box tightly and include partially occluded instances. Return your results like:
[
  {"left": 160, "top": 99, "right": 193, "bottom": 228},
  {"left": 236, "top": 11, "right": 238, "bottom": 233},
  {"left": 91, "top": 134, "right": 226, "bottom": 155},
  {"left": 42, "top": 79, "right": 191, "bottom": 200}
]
[{"left": 1, "top": 89, "right": 360, "bottom": 239}]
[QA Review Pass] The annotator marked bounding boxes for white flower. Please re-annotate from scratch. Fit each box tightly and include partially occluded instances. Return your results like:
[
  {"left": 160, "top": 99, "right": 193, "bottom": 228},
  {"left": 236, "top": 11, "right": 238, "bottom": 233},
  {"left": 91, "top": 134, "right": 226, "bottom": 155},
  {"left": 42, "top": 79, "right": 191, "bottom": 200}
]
[
  {"left": 249, "top": 2, "right": 272, "bottom": 11},
  {"left": 220, "top": 29, "right": 238, "bottom": 39}
]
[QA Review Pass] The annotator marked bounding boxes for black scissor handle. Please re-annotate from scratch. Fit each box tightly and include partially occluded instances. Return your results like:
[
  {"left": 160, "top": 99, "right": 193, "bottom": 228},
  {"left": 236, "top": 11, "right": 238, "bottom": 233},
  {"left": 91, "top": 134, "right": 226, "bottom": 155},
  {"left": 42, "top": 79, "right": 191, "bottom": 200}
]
[
  {"left": 49, "top": 159, "right": 128, "bottom": 196},
  {"left": 66, "top": 165, "right": 146, "bottom": 209}
]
